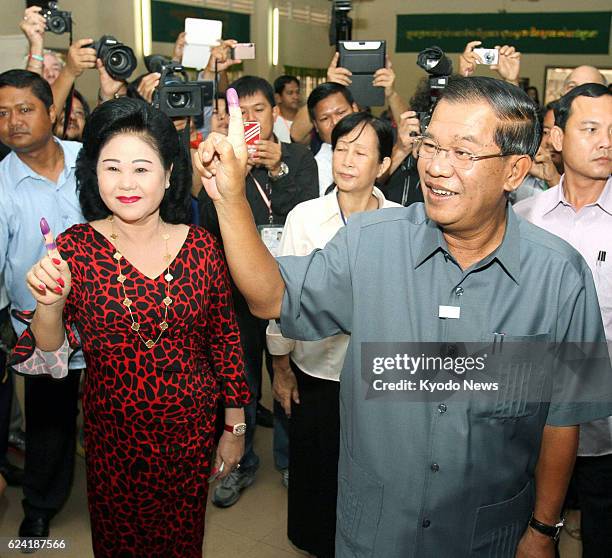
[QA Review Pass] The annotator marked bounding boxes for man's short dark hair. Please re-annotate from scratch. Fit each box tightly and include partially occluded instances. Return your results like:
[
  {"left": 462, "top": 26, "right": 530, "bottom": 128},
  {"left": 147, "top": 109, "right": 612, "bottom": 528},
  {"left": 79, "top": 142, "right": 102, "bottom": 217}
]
[
  {"left": 440, "top": 76, "right": 541, "bottom": 158},
  {"left": 554, "top": 83, "right": 611, "bottom": 130},
  {"left": 0, "top": 69, "right": 53, "bottom": 110},
  {"left": 229, "top": 76, "right": 275, "bottom": 107},
  {"left": 331, "top": 112, "right": 393, "bottom": 162},
  {"left": 76, "top": 97, "right": 191, "bottom": 224},
  {"left": 274, "top": 75, "right": 300, "bottom": 95},
  {"left": 545, "top": 100, "right": 559, "bottom": 114},
  {"left": 307, "top": 82, "right": 354, "bottom": 122}
]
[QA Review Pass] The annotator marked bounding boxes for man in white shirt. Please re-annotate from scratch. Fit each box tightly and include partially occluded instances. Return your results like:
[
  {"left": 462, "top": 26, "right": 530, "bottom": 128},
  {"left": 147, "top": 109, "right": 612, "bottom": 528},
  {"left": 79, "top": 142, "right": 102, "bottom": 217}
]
[
  {"left": 273, "top": 75, "right": 300, "bottom": 143},
  {"left": 515, "top": 82, "right": 612, "bottom": 558},
  {"left": 306, "top": 83, "right": 358, "bottom": 196}
]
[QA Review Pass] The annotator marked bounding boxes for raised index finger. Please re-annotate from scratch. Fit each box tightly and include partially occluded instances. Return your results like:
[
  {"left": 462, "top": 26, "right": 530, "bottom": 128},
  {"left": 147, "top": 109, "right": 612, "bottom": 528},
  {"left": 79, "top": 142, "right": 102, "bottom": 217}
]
[
  {"left": 226, "top": 88, "right": 246, "bottom": 149},
  {"left": 39, "top": 217, "right": 60, "bottom": 259}
]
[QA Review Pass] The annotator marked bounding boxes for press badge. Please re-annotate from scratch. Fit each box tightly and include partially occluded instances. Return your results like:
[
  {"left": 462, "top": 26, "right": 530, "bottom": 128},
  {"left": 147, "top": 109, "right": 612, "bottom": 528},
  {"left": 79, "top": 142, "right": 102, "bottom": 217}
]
[
  {"left": 258, "top": 225, "right": 284, "bottom": 257},
  {"left": 438, "top": 305, "right": 461, "bottom": 319}
]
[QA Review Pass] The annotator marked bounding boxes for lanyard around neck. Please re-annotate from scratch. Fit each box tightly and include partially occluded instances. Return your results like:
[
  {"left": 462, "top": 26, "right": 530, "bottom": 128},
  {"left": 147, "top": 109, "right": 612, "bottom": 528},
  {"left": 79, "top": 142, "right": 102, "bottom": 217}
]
[{"left": 250, "top": 171, "right": 273, "bottom": 224}]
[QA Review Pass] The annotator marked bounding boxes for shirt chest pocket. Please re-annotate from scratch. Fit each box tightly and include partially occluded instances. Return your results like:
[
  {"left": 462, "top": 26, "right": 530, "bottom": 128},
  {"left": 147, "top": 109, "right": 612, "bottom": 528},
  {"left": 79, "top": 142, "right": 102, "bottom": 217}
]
[
  {"left": 595, "top": 261, "right": 612, "bottom": 310},
  {"left": 472, "top": 333, "right": 552, "bottom": 420}
]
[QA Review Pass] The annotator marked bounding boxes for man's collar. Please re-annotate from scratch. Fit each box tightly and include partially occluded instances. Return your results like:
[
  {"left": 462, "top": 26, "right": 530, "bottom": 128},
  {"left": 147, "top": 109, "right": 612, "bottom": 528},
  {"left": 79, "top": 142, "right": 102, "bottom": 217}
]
[
  {"left": 598, "top": 176, "right": 612, "bottom": 215},
  {"left": 415, "top": 204, "right": 521, "bottom": 284},
  {"left": 542, "top": 174, "right": 612, "bottom": 216},
  {"left": 9, "top": 138, "right": 77, "bottom": 188},
  {"left": 317, "top": 143, "right": 333, "bottom": 156}
]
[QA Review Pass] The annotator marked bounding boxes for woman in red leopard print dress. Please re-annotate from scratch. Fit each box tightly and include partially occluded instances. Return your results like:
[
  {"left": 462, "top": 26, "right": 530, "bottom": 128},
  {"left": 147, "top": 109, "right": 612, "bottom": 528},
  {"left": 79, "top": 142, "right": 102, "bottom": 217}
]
[{"left": 10, "top": 98, "right": 251, "bottom": 557}]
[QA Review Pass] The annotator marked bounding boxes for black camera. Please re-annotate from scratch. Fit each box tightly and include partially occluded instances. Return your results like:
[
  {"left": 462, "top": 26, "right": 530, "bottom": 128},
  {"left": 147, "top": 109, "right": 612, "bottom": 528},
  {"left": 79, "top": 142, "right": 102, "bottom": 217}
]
[
  {"left": 151, "top": 62, "right": 214, "bottom": 118},
  {"left": 88, "top": 36, "right": 137, "bottom": 82},
  {"left": 415, "top": 46, "right": 453, "bottom": 131},
  {"left": 43, "top": 1, "right": 72, "bottom": 35}
]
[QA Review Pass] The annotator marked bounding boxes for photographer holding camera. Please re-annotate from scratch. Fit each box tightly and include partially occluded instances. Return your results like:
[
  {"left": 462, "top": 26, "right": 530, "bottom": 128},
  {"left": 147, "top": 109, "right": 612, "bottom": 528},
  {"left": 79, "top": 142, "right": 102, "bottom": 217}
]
[
  {"left": 459, "top": 40, "right": 521, "bottom": 86},
  {"left": 18, "top": 5, "right": 128, "bottom": 121},
  {"left": 459, "top": 41, "right": 521, "bottom": 86},
  {"left": 290, "top": 51, "right": 407, "bottom": 147},
  {"left": 19, "top": 6, "right": 47, "bottom": 76}
]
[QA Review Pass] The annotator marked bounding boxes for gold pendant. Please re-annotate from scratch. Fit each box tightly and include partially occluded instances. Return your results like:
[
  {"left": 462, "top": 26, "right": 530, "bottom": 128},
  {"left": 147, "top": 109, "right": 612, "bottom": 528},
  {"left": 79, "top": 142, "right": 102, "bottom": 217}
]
[
  {"left": 117, "top": 274, "right": 126, "bottom": 283},
  {"left": 163, "top": 297, "right": 172, "bottom": 306},
  {"left": 113, "top": 252, "right": 122, "bottom": 261},
  {"left": 159, "top": 321, "right": 168, "bottom": 331},
  {"left": 123, "top": 298, "right": 133, "bottom": 307},
  {"left": 145, "top": 339, "right": 155, "bottom": 349},
  {"left": 131, "top": 322, "right": 140, "bottom": 331},
  {"left": 162, "top": 233, "right": 170, "bottom": 240},
  {"left": 110, "top": 233, "right": 118, "bottom": 240},
  {"left": 164, "top": 273, "right": 173, "bottom": 282}
]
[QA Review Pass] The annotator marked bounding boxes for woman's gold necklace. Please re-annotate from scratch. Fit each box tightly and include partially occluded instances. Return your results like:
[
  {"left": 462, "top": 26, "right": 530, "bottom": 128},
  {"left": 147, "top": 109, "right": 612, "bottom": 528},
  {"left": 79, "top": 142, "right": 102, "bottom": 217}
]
[{"left": 107, "top": 215, "right": 173, "bottom": 349}]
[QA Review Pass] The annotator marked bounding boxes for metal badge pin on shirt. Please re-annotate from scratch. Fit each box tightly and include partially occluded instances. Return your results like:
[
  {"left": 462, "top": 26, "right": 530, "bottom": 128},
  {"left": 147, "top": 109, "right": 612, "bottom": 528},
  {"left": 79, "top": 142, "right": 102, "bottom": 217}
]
[{"left": 438, "top": 305, "right": 460, "bottom": 319}]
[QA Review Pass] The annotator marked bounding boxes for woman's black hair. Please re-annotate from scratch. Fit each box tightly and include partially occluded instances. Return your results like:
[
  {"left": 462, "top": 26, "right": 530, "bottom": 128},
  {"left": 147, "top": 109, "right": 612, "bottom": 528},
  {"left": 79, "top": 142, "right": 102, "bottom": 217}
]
[
  {"left": 76, "top": 97, "right": 191, "bottom": 224},
  {"left": 331, "top": 111, "right": 393, "bottom": 162}
]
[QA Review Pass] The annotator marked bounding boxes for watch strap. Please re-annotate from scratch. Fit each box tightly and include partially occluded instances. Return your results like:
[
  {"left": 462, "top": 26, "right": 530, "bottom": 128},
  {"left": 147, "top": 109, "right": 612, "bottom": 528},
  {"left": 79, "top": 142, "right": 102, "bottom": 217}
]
[
  {"left": 224, "top": 423, "right": 247, "bottom": 436},
  {"left": 528, "top": 514, "right": 564, "bottom": 541}
]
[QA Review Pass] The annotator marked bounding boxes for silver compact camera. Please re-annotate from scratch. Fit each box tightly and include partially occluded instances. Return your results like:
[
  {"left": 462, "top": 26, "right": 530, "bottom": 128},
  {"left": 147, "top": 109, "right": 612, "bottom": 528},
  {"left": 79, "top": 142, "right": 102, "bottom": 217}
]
[{"left": 473, "top": 48, "right": 499, "bottom": 65}]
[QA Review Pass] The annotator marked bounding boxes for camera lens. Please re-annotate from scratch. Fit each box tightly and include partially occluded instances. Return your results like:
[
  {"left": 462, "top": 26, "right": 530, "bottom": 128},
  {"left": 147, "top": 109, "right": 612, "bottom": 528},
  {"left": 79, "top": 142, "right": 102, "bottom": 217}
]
[
  {"left": 101, "top": 43, "right": 137, "bottom": 81},
  {"left": 484, "top": 52, "right": 494, "bottom": 64},
  {"left": 108, "top": 50, "right": 129, "bottom": 73},
  {"left": 48, "top": 15, "right": 67, "bottom": 34},
  {"left": 168, "top": 91, "right": 190, "bottom": 109}
]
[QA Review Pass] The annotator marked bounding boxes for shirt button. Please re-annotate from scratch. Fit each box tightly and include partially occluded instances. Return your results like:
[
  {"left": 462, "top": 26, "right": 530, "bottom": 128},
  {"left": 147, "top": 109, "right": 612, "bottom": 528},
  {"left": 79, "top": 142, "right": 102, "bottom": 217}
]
[
  {"left": 430, "top": 463, "right": 440, "bottom": 472},
  {"left": 438, "top": 403, "right": 447, "bottom": 413},
  {"left": 454, "top": 286, "right": 464, "bottom": 296},
  {"left": 422, "top": 519, "right": 431, "bottom": 528}
]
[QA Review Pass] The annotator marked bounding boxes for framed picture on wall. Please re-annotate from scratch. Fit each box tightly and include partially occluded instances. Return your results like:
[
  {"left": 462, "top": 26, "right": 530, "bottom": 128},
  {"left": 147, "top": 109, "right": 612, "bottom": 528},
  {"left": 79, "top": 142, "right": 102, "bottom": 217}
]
[{"left": 544, "top": 66, "right": 612, "bottom": 105}]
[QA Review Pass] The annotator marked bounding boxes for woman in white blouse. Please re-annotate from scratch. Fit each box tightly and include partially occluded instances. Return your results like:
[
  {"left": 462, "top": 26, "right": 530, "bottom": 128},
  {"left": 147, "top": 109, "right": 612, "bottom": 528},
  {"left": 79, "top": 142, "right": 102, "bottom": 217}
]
[{"left": 267, "top": 111, "right": 401, "bottom": 558}]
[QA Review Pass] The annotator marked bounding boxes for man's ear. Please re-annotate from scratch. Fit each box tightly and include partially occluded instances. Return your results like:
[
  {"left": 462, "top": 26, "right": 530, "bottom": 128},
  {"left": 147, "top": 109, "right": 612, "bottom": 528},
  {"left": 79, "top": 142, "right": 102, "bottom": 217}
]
[
  {"left": 49, "top": 104, "right": 57, "bottom": 126},
  {"left": 272, "top": 104, "right": 279, "bottom": 119},
  {"left": 503, "top": 154, "right": 532, "bottom": 193},
  {"left": 351, "top": 102, "right": 359, "bottom": 113},
  {"left": 550, "top": 125, "right": 564, "bottom": 153}
]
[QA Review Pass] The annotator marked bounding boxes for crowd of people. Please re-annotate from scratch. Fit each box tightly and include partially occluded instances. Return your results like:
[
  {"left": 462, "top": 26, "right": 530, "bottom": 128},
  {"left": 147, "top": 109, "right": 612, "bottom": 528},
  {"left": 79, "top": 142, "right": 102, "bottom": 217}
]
[{"left": 0, "top": 4, "right": 611, "bottom": 558}]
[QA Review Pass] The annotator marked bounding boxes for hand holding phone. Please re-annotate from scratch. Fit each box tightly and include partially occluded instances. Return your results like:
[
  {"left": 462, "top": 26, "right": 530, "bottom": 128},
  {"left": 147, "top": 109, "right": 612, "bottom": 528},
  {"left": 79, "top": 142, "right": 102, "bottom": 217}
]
[{"left": 244, "top": 121, "right": 261, "bottom": 155}]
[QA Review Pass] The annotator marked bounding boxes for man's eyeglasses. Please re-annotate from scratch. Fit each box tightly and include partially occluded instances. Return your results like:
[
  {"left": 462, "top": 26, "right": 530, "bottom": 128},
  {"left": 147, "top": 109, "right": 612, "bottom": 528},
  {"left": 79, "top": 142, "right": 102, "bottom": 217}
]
[{"left": 415, "top": 136, "right": 509, "bottom": 170}]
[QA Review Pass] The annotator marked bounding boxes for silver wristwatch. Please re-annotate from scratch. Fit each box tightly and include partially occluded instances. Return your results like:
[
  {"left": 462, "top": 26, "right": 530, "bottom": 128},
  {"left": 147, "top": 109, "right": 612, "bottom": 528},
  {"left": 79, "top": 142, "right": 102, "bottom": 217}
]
[{"left": 268, "top": 161, "right": 289, "bottom": 181}]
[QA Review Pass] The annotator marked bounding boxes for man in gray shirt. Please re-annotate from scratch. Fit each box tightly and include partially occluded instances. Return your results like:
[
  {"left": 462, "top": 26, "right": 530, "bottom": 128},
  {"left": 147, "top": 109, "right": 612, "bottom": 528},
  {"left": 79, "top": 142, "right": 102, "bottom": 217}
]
[{"left": 194, "top": 78, "right": 612, "bottom": 557}]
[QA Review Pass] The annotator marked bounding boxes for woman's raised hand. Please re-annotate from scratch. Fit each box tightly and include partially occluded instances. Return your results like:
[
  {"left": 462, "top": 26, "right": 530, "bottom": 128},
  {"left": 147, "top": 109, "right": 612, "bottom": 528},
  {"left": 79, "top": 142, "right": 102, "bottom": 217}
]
[
  {"left": 26, "top": 218, "right": 71, "bottom": 307},
  {"left": 193, "top": 88, "right": 248, "bottom": 202}
]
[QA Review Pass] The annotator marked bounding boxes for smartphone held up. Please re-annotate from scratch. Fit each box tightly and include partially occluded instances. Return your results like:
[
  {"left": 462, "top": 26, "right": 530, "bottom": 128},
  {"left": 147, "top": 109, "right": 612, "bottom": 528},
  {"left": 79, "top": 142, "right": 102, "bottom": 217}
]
[{"left": 244, "top": 121, "right": 261, "bottom": 154}]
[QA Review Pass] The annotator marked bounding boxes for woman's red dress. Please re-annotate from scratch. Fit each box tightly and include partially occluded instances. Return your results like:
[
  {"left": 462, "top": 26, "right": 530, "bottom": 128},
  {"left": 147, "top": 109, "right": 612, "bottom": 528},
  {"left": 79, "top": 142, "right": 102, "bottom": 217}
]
[{"left": 10, "top": 224, "right": 251, "bottom": 558}]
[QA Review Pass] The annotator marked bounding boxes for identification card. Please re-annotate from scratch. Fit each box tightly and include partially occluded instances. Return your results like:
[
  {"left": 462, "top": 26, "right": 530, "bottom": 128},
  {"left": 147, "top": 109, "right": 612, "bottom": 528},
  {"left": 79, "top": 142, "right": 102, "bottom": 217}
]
[
  {"left": 258, "top": 225, "right": 284, "bottom": 257},
  {"left": 438, "top": 305, "right": 460, "bottom": 319}
]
